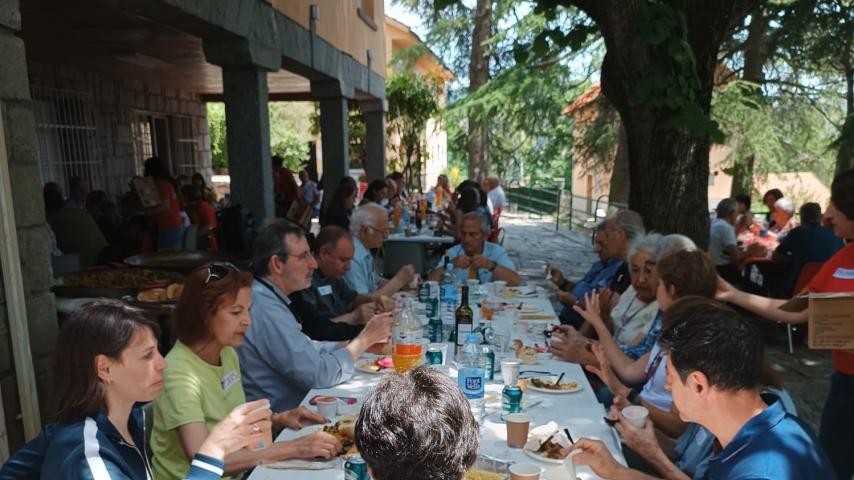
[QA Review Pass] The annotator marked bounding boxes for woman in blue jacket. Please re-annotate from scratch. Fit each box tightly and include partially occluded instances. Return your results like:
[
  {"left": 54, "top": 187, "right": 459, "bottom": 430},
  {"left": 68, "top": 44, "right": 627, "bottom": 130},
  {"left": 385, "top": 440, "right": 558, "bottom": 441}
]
[{"left": 0, "top": 301, "right": 272, "bottom": 480}]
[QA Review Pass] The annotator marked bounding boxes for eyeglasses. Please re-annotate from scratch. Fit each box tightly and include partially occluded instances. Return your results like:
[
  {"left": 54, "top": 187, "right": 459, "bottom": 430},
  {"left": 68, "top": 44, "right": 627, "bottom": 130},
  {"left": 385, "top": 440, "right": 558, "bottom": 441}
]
[
  {"left": 285, "top": 251, "right": 314, "bottom": 263},
  {"left": 204, "top": 262, "right": 239, "bottom": 285}
]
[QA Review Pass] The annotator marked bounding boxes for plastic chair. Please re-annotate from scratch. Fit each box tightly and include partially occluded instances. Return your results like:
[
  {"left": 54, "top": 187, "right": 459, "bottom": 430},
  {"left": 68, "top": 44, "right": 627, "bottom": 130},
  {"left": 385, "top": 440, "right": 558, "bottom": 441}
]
[
  {"left": 489, "top": 207, "right": 503, "bottom": 243},
  {"left": 786, "top": 261, "right": 824, "bottom": 354}
]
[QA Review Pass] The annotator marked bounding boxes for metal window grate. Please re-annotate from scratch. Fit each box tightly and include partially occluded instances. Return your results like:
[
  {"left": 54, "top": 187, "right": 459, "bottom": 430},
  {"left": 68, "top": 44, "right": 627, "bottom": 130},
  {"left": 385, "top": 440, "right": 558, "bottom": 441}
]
[
  {"left": 31, "top": 86, "right": 103, "bottom": 195},
  {"left": 131, "top": 112, "right": 154, "bottom": 176},
  {"left": 171, "top": 115, "right": 199, "bottom": 177}
]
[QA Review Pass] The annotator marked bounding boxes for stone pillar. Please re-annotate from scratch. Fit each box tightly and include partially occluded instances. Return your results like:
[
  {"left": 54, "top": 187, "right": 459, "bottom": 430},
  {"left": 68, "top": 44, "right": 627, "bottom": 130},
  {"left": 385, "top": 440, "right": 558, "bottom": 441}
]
[
  {"left": 222, "top": 66, "right": 274, "bottom": 222},
  {"left": 361, "top": 99, "right": 387, "bottom": 182},
  {"left": 0, "top": 1, "right": 58, "bottom": 453},
  {"left": 316, "top": 93, "right": 350, "bottom": 203}
]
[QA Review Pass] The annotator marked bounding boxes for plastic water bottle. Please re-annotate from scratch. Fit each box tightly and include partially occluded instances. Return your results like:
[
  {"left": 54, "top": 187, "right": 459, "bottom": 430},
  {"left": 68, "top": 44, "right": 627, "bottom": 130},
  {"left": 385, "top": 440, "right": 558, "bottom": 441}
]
[
  {"left": 458, "top": 333, "right": 485, "bottom": 422},
  {"left": 440, "top": 257, "right": 457, "bottom": 326}
]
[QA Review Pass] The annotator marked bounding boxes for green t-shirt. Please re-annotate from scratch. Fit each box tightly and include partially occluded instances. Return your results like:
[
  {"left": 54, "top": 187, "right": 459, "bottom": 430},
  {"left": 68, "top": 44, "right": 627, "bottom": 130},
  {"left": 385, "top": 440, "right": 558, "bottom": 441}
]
[{"left": 150, "top": 341, "right": 246, "bottom": 480}]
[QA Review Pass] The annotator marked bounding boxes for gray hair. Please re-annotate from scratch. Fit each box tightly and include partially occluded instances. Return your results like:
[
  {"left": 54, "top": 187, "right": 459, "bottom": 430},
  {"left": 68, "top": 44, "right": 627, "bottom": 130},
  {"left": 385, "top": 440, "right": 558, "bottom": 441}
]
[
  {"left": 774, "top": 197, "right": 795, "bottom": 215},
  {"left": 716, "top": 198, "right": 738, "bottom": 219},
  {"left": 350, "top": 203, "right": 387, "bottom": 235},
  {"left": 654, "top": 234, "right": 698, "bottom": 262},
  {"left": 250, "top": 218, "right": 306, "bottom": 276},
  {"left": 628, "top": 233, "right": 663, "bottom": 261},
  {"left": 460, "top": 211, "right": 490, "bottom": 235},
  {"left": 611, "top": 210, "right": 645, "bottom": 241}
]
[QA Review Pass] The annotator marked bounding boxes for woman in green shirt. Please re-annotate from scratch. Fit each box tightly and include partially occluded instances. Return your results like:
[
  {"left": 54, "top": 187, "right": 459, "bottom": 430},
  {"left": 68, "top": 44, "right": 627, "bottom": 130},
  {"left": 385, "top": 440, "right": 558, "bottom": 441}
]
[{"left": 151, "top": 263, "right": 343, "bottom": 480}]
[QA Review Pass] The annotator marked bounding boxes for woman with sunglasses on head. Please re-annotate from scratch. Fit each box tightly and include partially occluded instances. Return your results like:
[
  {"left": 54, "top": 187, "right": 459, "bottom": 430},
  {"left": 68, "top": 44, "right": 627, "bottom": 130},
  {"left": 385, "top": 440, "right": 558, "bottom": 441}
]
[
  {"left": 150, "top": 263, "right": 341, "bottom": 480},
  {"left": 0, "top": 301, "right": 271, "bottom": 480}
]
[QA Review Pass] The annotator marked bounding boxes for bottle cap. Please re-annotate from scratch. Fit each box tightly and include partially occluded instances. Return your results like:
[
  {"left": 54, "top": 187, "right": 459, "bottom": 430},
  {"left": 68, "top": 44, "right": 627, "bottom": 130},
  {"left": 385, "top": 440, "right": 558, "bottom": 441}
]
[{"left": 466, "top": 333, "right": 480, "bottom": 343}]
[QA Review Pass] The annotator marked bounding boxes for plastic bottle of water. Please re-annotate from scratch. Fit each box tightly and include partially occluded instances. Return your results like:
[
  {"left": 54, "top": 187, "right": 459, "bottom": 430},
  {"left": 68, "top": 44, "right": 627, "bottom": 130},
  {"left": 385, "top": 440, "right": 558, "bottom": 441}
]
[
  {"left": 458, "top": 333, "right": 485, "bottom": 423},
  {"left": 440, "top": 257, "right": 457, "bottom": 326}
]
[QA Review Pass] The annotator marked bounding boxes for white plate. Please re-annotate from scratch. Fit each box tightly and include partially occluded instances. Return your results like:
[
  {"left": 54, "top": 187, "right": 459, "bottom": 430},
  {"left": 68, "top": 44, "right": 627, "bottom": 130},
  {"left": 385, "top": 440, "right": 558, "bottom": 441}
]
[
  {"left": 523, "top": 446, "right": 565, "bottom": 464},
  {"left": 355, "top": 358, "right": 394, "bottom": 374},
  {"left": 526, "top": 377, "right": 583, "bottom": 394}
]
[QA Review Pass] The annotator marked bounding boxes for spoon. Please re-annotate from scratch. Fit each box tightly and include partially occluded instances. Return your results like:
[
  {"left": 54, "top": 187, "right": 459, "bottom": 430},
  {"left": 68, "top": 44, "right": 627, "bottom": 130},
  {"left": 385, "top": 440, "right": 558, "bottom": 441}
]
[{"left": 556, "top": 372, "right": 565, "bottom": 386}]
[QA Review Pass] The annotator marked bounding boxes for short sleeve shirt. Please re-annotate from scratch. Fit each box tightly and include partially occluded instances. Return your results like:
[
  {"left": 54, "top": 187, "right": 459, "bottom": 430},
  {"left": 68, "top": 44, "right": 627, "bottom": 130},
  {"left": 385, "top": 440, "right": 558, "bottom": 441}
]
[
  {"left": 155, "top": 179, "right": 182, "bottom": 229},
  {"left": 344, "top": 237, "right": 380, "bottom": 294},
  {"left": 447, "top": 241, "right": 515, "bottom": 284},
  {"left": 804, "top": 243, "right": 854, "bottom": 374},
  {"left": 151, "top": 341, "right": 245, "bottom": 480},
  {"left": 709, "top": 217, "right": 737, "bottom": 266}
]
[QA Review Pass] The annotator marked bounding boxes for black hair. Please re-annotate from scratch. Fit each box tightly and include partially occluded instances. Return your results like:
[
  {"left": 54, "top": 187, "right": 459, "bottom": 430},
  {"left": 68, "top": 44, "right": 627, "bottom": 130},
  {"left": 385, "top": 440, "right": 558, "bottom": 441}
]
[
  {"left": 250, "top": 218, "right": 306, "bottom": 276},
  {"left": 355, "top": 366, "right": 479, "bottom": 480},
  {"left": 388, "top": 171, "right": 404, "bottom": 181},
  {"left": 364, "top": 179, "right": 388, "bottom": 202},
  {"left": 660, "top": 299, "right": 764, "bottom": 392},
  {"left": 831, "top": 168, "right": 854, "bottom": 221},
  {"left": 799, "top": 202, "right": 822, "bottom": 224},
  {"left": 734, "top": 194, "right": 751, "bottom": 209},
  {"left": 43, "top": 189, "right": 65, "bottom": 212}
]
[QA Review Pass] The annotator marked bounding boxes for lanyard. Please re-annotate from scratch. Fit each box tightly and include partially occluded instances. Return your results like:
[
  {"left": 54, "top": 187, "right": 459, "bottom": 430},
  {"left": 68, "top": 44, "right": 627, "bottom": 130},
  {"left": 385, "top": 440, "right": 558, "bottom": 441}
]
[
  {"left": 619, "top": 296, "right": 644, "bottom": 327},
  {"left": 255, "top": 276, "right": 290, "bottom": 307},
  {"left": 644, "top": 349, "right": 666, "bottom": 384}
]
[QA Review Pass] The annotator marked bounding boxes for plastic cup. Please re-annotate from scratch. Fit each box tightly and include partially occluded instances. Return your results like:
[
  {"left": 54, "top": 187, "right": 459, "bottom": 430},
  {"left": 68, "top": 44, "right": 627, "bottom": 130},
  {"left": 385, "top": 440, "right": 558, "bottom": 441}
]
[
  {"left": 621, "top": 405, "right": 649, "bottom": 428},
  {"left": 509, "top": 463, "right": 541, "bottom": 480},
  {"left": 315, "top": 396, "right": 338, "bottom": 419},
  {"left": 245, "top": 400, "right": 273, "bottom": 451},
  {"left": 501, "top": 358, "right": 521, "bottom": 386},
  {"left": 427, "top": 342, "right": 449, "bottom": 366},
  {"left": 505, "top": 412, "right": 531, "bottom": 448}
]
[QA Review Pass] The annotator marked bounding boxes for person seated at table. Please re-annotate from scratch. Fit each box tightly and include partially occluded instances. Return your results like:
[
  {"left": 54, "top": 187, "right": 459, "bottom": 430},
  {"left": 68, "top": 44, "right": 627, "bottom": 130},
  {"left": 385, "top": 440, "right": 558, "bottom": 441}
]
[
  {"left": 0, "top": 301, "right": 273, "bottom": 480},
  {"left": 483, "top": 175, "right": 507, "bottom": 212},
  {"left": 436, "top": 186, "right": 493, "bottom": 239},
  {"left": 770, "top": 197, "right": 798, "bottom": 238},
  {"left": 359, "top": 179, "right": 389, "bottom": 207},
  {"left": 428, "top": 212, "right": 520, "bottom": 286},
  {"left": 709, "top": 198, "right": 765, "bottom": 285},
  {"left": 344, "top": 204, "right": 416, "bottom": 295},
  {"left": 762, "top": 188, "right": 784, "bottom": 228},
  {"left": 152, "top": 262, "right": 345, "bottom": 479},
  {"left": 564, "top": 302, "right": 834, "bottom": 480},
  {"left": 734, "top": 193, "right": 756, "bottom": 236},
  {"left": 575, "top": 250, "right": 718, "bottom": 439},
  {"left": 387, "top": 171, "right": 408, "bottom": 200},
  {"left": 355, "top": 366, "right": 479, "bottom": 480},
  {"left": 773, "top": 202, "right": 844, "bottom": 295},
  {"left": 290, "top": 226, "right": 394, "bottom": 341},
  {"left": 44, "top": 188, "right": 109, "bottom": 270},
  {"left": 320, "top": 176, "right": 358, "bottom": 230},
  {"left": 238, "top": 220, "right": 394, "bottom": 413}
]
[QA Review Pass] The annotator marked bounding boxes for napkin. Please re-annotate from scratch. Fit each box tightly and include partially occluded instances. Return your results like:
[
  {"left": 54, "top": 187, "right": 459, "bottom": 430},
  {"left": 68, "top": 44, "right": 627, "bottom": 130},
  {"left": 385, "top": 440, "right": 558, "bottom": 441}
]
[
  {"left": 261, "top": 458, "right": 342, "bottom": 470},
  {"left": 525, "top": 421, "right": 571, "bottom": 450}
]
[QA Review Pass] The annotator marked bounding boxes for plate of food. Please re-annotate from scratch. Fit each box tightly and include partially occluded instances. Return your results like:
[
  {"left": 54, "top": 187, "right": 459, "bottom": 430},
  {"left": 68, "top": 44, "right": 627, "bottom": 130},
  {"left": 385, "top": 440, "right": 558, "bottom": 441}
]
[
  {"left": 523, "top": 431, "right": 571, "bottom": 464},
  {"left": 465, "top": 470, "right": 507, "bottom": 480},
  {"left": 355, "top": 356, "right": 395, "bottom": 374},
  {"left": 136, "top": 282, "right": 183, "bottom": 303},
  {"left": 527, "top": 376, "right": 582, "bottom": 394},
  {"left": 322, "top": 414, "right": 358, "bottom": 457}
]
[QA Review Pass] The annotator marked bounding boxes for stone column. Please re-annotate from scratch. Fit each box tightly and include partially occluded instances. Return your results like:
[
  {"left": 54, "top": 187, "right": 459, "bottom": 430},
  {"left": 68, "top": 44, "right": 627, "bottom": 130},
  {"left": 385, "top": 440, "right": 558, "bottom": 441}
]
[
  {"left": 313, "top": 80, "right": 352, "bottom": 204},
  {"left": 361, "top": 99, "right": 387, "bottom": 182},
  {"left": 221, "top": 66, "right": 274, "bottom": 222}
]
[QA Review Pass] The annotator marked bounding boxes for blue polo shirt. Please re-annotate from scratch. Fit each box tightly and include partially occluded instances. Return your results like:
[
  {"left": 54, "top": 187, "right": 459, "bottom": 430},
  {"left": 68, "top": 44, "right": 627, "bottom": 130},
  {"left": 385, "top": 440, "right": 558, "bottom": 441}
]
[
  {"left": 447, "top": 241, "right": 515, "bottom": 284},
  {"left": 707, "top": 400, "right": 834, "bottom": 480}
]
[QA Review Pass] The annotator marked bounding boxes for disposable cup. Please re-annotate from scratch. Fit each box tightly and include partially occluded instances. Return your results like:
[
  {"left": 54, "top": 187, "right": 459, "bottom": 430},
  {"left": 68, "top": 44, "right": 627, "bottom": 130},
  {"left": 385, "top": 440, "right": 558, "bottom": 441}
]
[
  {"left": 315, "top": 396, "right": 338, "bottom": 419},
  {"left": 509, "top": 463, "right": 540, "bottom": 480},
  {"left": 621, "top": 405, "right": 649, "bottom": 429},
  {"left": 505, "top": 412, "right": 531, "bottom": 448}
]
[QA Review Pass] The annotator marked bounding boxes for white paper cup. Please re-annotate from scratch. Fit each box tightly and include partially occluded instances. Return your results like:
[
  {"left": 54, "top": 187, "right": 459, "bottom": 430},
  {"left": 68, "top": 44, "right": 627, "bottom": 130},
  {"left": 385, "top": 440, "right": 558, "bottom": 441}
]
[
  {"left": 493, "top": 280, "right": 507, "bottom": 294},
  {"left": 315, "top": 396, "right": 338, "bottom": 418},
  {"left": 621, "top": 405, "right": 649, "bottom": 429},
  {"left": 509, "top": 463, "right": 541, "bottom": 480},
  {"left": 500, "top": 358, "right": 521, "bottom": 386},
  {"left": 564, "top": 449, "right": 581, "bottom": 479}
]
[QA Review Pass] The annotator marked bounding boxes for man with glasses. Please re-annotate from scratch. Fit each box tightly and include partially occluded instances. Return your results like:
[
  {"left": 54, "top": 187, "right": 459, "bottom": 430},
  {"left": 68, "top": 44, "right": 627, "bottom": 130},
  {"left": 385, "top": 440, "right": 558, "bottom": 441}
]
[
  {"left": 290, "top": 226, "right": 393, "bottom": 341},
  {"left": 345, "top": 203, "right": 416, "bottom": 294},
  {"left": 238, "top": 219, "right": 394, "bottom": 412}
]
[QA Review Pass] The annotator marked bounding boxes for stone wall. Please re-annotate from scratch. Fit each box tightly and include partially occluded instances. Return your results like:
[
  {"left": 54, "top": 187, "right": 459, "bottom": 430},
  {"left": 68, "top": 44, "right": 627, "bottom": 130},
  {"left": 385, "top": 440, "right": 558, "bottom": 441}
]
[{"left": 0, "top": 0, "right": 59, "bottom": 453}]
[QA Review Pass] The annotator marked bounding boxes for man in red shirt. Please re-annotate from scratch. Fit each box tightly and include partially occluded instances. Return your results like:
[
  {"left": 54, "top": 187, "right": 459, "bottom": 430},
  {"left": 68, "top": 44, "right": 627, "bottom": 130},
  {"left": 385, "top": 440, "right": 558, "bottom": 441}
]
[{"left": 717, "top": 167, "right": 854, "bottom": 479}]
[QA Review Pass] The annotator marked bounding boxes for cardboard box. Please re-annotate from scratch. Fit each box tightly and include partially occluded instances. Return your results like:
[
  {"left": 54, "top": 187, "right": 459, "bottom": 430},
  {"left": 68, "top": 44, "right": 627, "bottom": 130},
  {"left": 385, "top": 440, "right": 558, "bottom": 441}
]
[{"left": 780, "top": 293, "right": 854, "bottom": 349}]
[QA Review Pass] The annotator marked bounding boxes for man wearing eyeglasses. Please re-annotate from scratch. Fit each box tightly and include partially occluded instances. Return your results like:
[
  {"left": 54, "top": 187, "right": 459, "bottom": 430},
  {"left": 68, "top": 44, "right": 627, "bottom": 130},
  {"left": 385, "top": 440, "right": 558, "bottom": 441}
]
[
  {"left": 345, "top": 203, "right": 416, "bottom": 295},
  {"left": 238, "top": 219, "right": 394, "bottom": 413}
]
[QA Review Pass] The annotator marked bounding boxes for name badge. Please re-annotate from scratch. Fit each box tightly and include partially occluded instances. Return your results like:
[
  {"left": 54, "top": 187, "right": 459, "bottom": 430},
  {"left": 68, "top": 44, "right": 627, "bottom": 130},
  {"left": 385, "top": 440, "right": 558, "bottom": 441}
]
[
  {"left": 221, "top": 371, "right": 239, "bottom": 391},
  {"left": 832, "top": 268, "right": 854, "bottom": 280},
  {"left": 318, "top": 285, "right": 333, "bottom": 296}
]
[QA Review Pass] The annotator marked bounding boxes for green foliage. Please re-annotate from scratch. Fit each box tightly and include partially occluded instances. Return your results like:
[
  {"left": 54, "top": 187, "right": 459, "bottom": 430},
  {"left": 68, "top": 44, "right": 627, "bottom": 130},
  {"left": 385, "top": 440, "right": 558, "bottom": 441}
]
[
  {"left": 308, "top": 102, "right": 368, "bottom": 168},
  {"left": 386, "top": 68, "right": 441, "bottom": 190},
  {"left": 207, "top": 103, "right": 227, "bottom": 170}
]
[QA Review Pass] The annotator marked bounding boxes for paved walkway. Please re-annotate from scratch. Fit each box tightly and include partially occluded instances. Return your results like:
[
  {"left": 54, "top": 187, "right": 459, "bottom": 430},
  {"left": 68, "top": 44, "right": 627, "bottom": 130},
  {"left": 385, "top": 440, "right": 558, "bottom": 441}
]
[{"left": 499, "top": 211, "right": 832, "bottom": 432}]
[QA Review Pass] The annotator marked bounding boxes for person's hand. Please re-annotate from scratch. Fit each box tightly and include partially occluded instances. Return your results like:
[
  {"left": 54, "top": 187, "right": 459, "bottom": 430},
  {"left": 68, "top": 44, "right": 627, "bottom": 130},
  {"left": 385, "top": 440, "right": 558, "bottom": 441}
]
[
  {"left": 599, "top": 288, "right": 619, "bottom": 317},
  {"left": 715, "top": 275, "right": 736, "bottom": 303},
  {"left": 560, "top": 438, "right": 624, "bottom": 479},
  {"left": 549, "top": 329, "right": 596, "bottom": 366},
  {"left": 584, "top": 343, "right": 628, "bottom": 396},
  {"left": 273, "top": 406, "right": 328, "bottom": 431},
  {"left": 197, "top": 399, "right": 273, "bottom": 460},
  {"left": 746, "top": 243, "right": 767, "bottom": 258},
  {"left": 393, "top": 265, "right": 416, "bottom": 288},
  {"left": 610, "top": 394, "right": 633, "bottom": 413},
  {"left": 548, "top": 264, "right": 565, "bottom": 285},
  {"left": 452, "top": 255, "right": 472, "bottom": 269},
  {"left": 470, "top": 254, "right": 493, "bottom": 271},
  {"left": 357, "top": 302, "right": 378, "bottom": 324},
  {"left": 614, "top": 416, "right": 659, "bottom": 458},
  {"left": 572, "top": 291, "right": 606, "bottom": 332},
  {"left": 286, "top": 431, "right": 342, "bottom": 460},
  {"left": 358, "top": 311, "right": 394, "bottom": 345},
  {"left": 376, "top": 295, "right": 394, "bottom": 313}
]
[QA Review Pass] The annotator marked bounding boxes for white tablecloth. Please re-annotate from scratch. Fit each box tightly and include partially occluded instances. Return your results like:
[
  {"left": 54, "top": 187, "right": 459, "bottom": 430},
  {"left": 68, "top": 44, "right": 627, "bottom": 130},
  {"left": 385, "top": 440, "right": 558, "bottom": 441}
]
[
  {"left": 386, "top": 232, "right": 456, "bottom": 244},
  {"left": 248, "top": 291, "right": 624, "bottom": 480}
]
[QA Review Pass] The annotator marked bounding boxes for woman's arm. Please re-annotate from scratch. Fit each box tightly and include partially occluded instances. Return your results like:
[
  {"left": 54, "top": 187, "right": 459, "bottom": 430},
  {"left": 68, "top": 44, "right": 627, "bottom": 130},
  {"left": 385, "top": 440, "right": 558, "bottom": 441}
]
[{"left": 716, "top": 276, "right": 808, "bottom": 324}]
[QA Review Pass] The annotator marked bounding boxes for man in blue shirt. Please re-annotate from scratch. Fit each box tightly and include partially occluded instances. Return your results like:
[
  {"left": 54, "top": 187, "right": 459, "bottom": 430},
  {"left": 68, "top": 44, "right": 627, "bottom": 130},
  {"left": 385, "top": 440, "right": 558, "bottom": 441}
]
[
  {"left": 238, "top": 219, "right": 393, "bottom": 412},
  {"left": 344, "top": 203, "right": 415, "bottom": 294},
  {"left": 773, "top": 202, "right": 844, "bottom": 294},
  {"left": 428, "top": 212, "right": 520, "bottom": 285},
  {"left": 564, "top": 301, "right": 834, "bottom": 480}
]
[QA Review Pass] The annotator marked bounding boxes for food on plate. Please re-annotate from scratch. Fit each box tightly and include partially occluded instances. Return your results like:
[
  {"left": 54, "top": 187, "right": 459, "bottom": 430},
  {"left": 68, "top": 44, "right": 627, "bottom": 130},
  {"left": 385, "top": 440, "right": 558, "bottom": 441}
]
[
  {"left": 361, "top": 357, "right": 394, "bottom": 372},
  {"left": 137, "top": 288, "right": 167, "bottom": 302},
  {"left": 322, "top": 415, "right": 358, "bottom": 456},
  {"left": 465, "top": 470, "right": 505, "bottom": 480},
  {"left": 166, "top": 282, "right": 184, "bottom": 300},
  {"left": 530, "top": 377, "right": 579, "bottom": 391},
  {"left": 536, "top": 437, "right": 566, "bottom": 460},
  {"left": 63, "top": 268, "right": 182, "bottom": 289},
  {"left": 514, "top": 342, "right": 539, "bottom": 364}
]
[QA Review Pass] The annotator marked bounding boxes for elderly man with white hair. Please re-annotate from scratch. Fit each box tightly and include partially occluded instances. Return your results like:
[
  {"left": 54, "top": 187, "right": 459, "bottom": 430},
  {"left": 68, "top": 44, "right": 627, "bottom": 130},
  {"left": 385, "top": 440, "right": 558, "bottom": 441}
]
[
  {"left": 709, "top": 198, "right": 765, "bottom": 284},
  {"left": 482, "top": 176, "right": 506, "bottom": 212},
  {"left": 344, "top": 203, "right": 415, "bottom": 295},
  {"left": 770, "top": 197, "right": 798, "bottom": 238}
]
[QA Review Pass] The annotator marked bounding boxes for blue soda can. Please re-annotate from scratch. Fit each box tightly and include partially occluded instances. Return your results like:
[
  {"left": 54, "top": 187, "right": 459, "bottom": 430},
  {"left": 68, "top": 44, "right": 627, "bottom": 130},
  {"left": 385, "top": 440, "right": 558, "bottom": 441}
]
[
  {"left": 426, "top": 347, "right": 443, "bottom": 365},
  {"left": 345, "top": 455, "right": 369, "bottom": 480},
  {"left": 501, "top": 385, "right": 523, "bottom": 420}
]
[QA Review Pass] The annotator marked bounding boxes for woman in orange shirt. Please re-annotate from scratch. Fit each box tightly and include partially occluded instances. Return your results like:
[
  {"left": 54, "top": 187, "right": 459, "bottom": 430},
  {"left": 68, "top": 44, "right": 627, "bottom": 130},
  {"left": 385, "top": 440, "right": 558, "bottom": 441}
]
[
  {"left": 144, "top": 157, "right": 184, "bottom": 251},
  {"left": 717, "top": 168, "right": 854, "bottom": 480},
  {"left": 181, "top": 185, "right": 218, "bottom": 252}
]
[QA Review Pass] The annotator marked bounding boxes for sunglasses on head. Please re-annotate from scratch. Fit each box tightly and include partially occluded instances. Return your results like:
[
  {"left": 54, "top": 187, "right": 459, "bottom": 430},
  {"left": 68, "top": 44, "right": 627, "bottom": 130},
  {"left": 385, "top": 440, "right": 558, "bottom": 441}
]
[{"left": 204, "top": 262, "right": 239, "bottom": 285}]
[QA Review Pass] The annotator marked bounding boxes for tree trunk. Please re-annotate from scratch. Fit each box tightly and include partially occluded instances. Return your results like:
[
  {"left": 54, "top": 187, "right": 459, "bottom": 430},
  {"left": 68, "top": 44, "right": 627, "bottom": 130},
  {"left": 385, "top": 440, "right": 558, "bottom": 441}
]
[
  {"left": 835, "top": 67, "right": 854, "bottom": 176},
  {"left": 607, "top": 123, "right": 630, "bottom": 206},
  {"left": 731, "top": 1, "right": 769, "bottom": 198},
  {"left": 576, "top": 0, "right": 758, "bottom": 248},
  {"left": 467, "top": 0, "right": 492, "bottom": 181}
]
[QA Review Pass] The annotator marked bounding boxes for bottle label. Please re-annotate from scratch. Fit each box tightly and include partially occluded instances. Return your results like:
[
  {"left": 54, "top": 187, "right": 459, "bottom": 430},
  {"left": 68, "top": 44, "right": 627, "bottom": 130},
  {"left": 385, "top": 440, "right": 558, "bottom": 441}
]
[
  {"left": 458, "top": 367, "right": 485, "bottom": 399},
  {"left": 456, "top": 324, "right": 472, "bottom": 347}
]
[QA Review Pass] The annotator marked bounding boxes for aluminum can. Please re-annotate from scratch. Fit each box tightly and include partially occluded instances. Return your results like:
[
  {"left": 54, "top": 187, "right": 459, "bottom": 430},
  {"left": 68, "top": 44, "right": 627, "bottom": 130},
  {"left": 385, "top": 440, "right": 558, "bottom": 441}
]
[
  {"left": 426, "top": 348, "right": 443, "bottom": 365},
  {"left": 501, "top": 385, "right": 523, "bottom": 420},
  {"left": 419, "top": 281, "right": 440, "bottom": 318},
  {"left": 345, "top": 455, "right": 369, "bottom": 480}
]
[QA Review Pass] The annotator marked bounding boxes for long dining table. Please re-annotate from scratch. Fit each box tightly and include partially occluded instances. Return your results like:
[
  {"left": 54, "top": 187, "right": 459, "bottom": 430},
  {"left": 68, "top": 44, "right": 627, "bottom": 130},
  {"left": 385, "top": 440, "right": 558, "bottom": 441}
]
[{"left": 247, "top": 288, "right": 626, "bottom": 480}]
